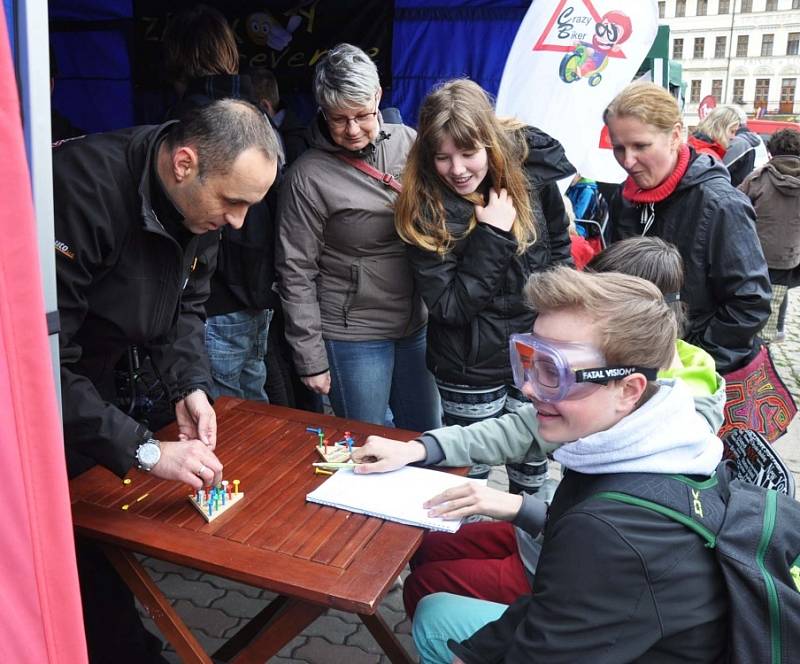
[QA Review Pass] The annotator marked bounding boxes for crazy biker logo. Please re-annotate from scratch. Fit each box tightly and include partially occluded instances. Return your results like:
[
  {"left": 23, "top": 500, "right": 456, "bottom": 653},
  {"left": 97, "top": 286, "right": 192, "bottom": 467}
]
[{"left": 532, "top": 1, "right": 632, "bottom": 88}]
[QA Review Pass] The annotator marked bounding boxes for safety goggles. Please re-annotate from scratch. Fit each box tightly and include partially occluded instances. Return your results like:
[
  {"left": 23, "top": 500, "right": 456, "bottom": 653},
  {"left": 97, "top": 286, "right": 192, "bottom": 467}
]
[{"left": 509, "top": 333, "right": 658, "bottom": 403}]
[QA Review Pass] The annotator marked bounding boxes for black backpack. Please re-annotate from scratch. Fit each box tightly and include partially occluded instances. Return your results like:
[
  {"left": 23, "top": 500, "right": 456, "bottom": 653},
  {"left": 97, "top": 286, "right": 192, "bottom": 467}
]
[{"left": 590, "top": 460, "right": 800, "bottom": 664}]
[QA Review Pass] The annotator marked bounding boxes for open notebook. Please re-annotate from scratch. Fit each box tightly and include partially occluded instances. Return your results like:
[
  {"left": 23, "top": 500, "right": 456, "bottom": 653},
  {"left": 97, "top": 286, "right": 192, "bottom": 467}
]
[{"left": 306, "top": 466, "right": 485, "bottom": 533}]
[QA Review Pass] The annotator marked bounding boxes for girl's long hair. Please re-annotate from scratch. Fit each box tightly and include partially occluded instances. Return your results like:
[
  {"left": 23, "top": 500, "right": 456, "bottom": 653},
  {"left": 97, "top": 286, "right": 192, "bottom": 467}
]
[{"left": 395, "top": 79, "right": 538, "bottom": 255}]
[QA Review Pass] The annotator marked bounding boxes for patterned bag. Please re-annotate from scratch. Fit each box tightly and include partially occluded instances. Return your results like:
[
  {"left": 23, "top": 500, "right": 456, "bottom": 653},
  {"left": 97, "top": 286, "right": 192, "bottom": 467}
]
[{"left": 719, "top": 345, "right": 797, "bottom": 443}]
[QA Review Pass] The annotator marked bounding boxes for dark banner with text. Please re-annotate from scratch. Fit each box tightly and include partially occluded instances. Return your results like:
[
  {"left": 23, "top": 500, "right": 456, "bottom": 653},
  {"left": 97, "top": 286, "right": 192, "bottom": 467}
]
[{"left": 133, "top": 0, "right": 394, "bottom": 95}]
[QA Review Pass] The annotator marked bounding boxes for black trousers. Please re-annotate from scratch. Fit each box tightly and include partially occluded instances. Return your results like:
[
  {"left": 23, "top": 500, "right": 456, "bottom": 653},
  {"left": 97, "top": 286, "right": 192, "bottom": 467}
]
[{"left": 76, "top": 537, "right": 168, "bottom": 664}]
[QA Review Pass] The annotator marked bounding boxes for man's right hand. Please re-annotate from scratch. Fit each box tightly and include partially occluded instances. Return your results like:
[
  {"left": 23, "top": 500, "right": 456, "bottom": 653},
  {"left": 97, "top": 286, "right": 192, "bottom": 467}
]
[
  {"left": 301, "top": 370, "right": 331, "bottom": 395},
  {"left": 351, "top": 435, "right": 427, "bottom": 474},
  {"left": 151, "top": 439, "right": 223, "bottom": 490}
]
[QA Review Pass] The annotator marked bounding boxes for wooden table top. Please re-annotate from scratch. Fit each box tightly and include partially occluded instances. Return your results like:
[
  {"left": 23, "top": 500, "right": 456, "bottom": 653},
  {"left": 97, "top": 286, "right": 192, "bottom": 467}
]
[{"left": 70, "top": 398, "right": 450, "bottom": 615}]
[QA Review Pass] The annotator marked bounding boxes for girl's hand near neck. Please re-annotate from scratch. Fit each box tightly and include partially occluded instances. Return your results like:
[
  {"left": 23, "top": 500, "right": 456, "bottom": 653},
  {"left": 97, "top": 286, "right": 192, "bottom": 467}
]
[{"left": 475, "top": 187, "right": 516, "bottom": 232}]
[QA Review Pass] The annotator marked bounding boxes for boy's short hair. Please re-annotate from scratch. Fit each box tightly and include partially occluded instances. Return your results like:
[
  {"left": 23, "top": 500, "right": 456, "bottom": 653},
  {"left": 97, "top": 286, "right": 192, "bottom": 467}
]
[
  {"left": 585, "top": 237, "right": 686, "bottom": 336},
  {"left": 524, "top": 267, "right": 676, "bottom": 372}
]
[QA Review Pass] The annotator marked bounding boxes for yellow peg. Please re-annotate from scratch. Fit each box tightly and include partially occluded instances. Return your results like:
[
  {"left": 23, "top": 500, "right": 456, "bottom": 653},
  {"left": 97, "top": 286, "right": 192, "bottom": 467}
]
[
  {"left": 315, "top": 467, "right": 333, "bottom": 476},
  {"left": 233, "top": 479, "right": 240, "bottom": 495},
  {"left": 123, "top": 478, "right": 132, "bottom": 485}
]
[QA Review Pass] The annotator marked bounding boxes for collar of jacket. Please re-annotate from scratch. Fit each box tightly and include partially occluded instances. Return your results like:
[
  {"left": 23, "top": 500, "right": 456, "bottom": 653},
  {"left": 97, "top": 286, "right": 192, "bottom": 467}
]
[{"left": 136, "top": 121, "right": 181, "bottom": 234}]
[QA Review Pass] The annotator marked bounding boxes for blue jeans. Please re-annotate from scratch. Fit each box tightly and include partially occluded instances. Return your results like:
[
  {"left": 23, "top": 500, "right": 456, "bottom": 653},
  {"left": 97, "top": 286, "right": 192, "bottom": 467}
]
[
  {"left": 205, "top": 309, "right": 272, "bottom": 401},
  {"left": 413, "top": 592, "right": 507, "bottom": 664},
  {"left": 325, "top": 327, "right": 441, "bottom": 432}
]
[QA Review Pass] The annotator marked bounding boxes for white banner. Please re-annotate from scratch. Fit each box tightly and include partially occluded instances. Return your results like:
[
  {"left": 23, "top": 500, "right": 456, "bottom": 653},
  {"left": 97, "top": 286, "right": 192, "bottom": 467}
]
[{"left": 497, "top": 0, "right": 659, "bottom": 183}]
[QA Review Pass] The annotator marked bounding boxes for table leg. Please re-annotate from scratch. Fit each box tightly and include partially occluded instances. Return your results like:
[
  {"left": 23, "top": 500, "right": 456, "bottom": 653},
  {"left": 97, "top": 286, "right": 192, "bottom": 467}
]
[
  {"left": 212, "top": 595, "right": 290, "bottom": 661},
  {"left": 101, "top": 545, "right": 212, "bottom": 664},
  {"left": 227, "top": 597, "right": 325, "bottom": 664},
  {"left": 360, "top": 612, "right": 415, "bottom": 664}
]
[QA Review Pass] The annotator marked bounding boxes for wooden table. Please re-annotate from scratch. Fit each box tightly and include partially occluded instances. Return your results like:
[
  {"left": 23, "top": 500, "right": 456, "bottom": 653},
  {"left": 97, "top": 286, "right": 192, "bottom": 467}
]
[{"left": 70, "top": 398, "right": 463, "bottom": 663}]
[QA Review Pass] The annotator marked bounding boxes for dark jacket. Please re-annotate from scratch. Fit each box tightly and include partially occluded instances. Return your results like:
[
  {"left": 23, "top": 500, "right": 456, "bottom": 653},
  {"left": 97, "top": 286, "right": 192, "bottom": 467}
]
[
  {"left": 54, "top": 123, "right": 218, "bottom": 478},
  {"left": 611, "top": 150, "right": 771, "bottom": 373},
  {"left": 169, "top": 74, "right": 280, "bottom": 316},
  {"left": 408, "top": 127, "right": 575, "bottom": 386},
  {"left": 449, "top": 469, "right": 728, "bottom": 664},
  {"left": 274, "top": 106, "right": 310, "bottom": 167},
  {"left": 724, "top": 127, "right": 765, "bottom": 188}
]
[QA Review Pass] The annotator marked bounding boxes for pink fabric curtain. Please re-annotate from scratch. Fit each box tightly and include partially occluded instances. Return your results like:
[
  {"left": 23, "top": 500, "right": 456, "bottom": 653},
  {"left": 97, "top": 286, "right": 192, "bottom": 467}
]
[{"left": 0, "top": 5, "right": 87, "bottom": 662}]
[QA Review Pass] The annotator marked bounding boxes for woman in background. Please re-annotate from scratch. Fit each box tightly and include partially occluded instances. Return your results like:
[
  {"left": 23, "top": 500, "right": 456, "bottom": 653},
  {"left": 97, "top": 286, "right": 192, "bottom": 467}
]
[
  {"left": 606, "top": 82, "right": 770, "bottom": 374},
  {"left": 687, "top": 105, "right": 741, "bottom": 161}
]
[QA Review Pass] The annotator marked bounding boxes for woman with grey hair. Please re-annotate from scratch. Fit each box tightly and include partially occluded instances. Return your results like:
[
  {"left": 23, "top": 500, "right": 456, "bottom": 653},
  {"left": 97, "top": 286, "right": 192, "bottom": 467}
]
[{"left": 276, "top": 43, "right": 440, "bottom": 430}]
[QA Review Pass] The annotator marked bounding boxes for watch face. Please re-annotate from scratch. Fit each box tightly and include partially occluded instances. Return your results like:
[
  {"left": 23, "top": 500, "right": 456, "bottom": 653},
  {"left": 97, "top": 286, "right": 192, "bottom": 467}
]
[{"left": 138, "top": 442, "right": 160, "bottom": 468}]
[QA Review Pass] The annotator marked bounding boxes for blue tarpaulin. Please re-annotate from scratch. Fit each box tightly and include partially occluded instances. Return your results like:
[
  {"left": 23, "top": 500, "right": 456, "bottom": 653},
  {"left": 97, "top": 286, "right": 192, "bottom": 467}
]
[{"left": 49, "top": 0, "right": 531, "bottom": 132}]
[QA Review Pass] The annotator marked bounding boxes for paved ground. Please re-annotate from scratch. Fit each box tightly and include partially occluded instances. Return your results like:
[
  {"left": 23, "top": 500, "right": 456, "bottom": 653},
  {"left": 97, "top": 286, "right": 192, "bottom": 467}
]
[{"left": 142, "top": 293, "right": 800, "bottom": 663}]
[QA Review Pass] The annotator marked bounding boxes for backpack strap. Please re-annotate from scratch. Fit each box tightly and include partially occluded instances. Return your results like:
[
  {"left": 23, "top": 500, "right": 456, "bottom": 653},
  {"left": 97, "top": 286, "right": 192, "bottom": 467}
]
[
  {"left": 334, "top": 152, "right": 403, "bottom": 194},
  {"left": 585, "top": 462, "right": 733, "bottom": 547}
]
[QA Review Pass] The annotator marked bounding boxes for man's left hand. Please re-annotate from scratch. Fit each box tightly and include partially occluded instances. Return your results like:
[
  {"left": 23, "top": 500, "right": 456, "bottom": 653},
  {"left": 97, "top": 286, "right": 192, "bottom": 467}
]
[{"left": 175, "top": 390, "right": 217, "bottom": 449}]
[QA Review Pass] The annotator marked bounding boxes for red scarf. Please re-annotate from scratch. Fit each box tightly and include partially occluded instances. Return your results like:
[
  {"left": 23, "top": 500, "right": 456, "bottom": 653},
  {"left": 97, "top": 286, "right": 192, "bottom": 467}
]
[{"left": 622, "top": 144, "right": 691, "bottom": 204}]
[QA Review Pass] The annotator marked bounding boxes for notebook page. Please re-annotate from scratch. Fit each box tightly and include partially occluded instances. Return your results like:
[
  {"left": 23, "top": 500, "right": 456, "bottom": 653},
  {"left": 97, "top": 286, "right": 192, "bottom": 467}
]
[{"left": 306, "top": 466, "right": 485, "bottom": 533}]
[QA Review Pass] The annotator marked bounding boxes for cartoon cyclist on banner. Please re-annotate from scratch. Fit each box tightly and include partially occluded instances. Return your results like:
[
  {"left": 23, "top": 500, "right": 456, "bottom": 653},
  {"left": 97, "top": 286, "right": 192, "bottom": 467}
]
[{"left": 559, "top": 10, "right": 632, "bottom": 86}]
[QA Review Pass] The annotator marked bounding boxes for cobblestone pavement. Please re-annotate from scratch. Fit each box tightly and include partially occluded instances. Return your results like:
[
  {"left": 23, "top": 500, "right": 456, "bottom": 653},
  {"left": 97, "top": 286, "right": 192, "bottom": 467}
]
[{"left": 141, "top": 293, "right": 800, "bottom": 663}]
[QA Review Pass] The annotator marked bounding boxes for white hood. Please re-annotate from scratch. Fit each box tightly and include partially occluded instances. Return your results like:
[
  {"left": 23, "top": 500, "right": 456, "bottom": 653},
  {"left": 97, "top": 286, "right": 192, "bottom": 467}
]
[{"left": 553, "top": 379, "right": 723, "bottom": 475}]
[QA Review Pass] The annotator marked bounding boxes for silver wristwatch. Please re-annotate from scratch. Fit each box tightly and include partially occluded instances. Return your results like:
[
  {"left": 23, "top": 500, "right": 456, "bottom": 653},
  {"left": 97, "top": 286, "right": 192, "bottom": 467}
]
[{"left": 135, "top": 438, "right": 161, "bottom": 472}]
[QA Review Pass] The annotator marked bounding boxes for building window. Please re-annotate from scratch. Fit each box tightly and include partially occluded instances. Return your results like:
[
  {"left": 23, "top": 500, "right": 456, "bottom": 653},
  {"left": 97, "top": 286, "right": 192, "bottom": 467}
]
[
  {"left": 761, "top": 34, "right": 774, "bottom": 57},
  {"left": 754, "top": 78, "right": 770, "bottom": 110},
  {"left": 715, "top": 36, "right": 727, "bottom": 58},
  {"left": 690, "top": 80, "right": 702, "bottom": 103},
  {"left": 673, "top": 38, "right": 684, "bottom": 59},
  {"left": 765, "top": 0, "right": 778, "bottom": 10},
  {"left": 788, "top": 32, "right": 800, "bottom": 56},
  {"left": 736, "top": 35, "right": 749, "bottom": 57},
  {"left": 741, "top": 0, "right": 752, "bottom": 12},
  {"left": 780, "top": 78, "right": 796, "bottom": 114},
  {"left": 712, "top": 79, "right": 723, "bottom": 101},
  {"left": 676, "top": 0, "right": 686, "bottom": 17},
  {"left": 732, "top": 79, "right": 745, "bottom": 104},
  {"left": 694, "top": 37, "right": 705, "bottom": 58},
  {"left": 658, "top": 1, "right": 665, "bottom": 18},
  {"left": 697, "top": 0, "right": 708, "bottom": 15},
  {"left": 719, "top": 0, "right": 730, "bottom": 13}
]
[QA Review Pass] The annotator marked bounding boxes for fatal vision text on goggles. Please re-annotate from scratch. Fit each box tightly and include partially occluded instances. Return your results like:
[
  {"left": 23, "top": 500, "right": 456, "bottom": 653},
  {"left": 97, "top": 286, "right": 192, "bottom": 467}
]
[{"left": 509, "top": 333, "right": 658, "bottom": 402}]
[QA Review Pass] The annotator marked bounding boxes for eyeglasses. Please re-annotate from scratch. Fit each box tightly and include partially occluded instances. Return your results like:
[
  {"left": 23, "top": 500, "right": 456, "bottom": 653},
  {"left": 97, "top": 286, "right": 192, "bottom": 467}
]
[
  {"left": 322, "top": 94, "right": 379, "bottom": 130},
  {"left": 509, "top": 333, "right": 658, "bottom": 403}
]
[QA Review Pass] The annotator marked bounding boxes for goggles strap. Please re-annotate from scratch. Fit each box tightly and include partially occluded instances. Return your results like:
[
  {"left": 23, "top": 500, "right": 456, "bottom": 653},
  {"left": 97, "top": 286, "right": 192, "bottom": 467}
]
[{"left": 575, "top": 366, "right": 659, "bottom": 384}]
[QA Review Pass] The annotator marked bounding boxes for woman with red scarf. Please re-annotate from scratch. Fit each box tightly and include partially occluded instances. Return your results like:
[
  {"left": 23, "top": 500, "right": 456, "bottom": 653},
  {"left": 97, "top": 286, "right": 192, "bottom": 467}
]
[{"left": 606, "top": 82, "right": 770, "bottom": 373}]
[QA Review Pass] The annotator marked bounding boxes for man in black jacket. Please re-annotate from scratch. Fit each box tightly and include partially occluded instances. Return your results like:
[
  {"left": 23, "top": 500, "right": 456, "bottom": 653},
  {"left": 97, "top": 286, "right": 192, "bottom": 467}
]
[{"left": 54, "top": 99, "right": 278, "bottom": 662}]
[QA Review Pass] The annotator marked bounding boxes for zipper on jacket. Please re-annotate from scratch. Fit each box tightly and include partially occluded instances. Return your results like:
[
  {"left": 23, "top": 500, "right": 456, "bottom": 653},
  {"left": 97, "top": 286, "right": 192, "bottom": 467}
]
[
  {"left": 756, "top": 490, "right": 781, "bottom": 664},
  {"left": 342, "top": 263, "right": 361, "bottom": 328}
]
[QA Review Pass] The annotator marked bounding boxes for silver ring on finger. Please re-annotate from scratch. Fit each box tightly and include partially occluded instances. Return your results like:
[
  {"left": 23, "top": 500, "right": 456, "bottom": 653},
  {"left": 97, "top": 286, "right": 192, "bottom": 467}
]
[{"left": 197, "top": 465, "right": 207, "bottom": 477}]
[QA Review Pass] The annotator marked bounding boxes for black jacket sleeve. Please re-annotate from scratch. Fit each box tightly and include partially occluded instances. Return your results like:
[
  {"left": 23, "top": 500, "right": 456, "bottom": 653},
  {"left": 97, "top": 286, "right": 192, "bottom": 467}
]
[
  {"left": 536, "top": 180, "right": 573, "bottom": 267},
  {"left": 450, "top": 511, "right": 661, "bottom": 663},
  {"left": 407, "top": 223, "right": 518, "bottom": 326},
  {"left": 55, "top": 184, "right": 152, "bottom": 477},
  {"left": 690, "top": 192, "right": 771, "bottom": 373}
]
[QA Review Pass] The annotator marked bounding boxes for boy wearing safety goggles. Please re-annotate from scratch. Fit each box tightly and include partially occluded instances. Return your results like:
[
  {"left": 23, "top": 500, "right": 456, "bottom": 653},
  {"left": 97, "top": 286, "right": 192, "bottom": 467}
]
[{"left": 354, "top": 267, "right": 727, "bottom": 663}]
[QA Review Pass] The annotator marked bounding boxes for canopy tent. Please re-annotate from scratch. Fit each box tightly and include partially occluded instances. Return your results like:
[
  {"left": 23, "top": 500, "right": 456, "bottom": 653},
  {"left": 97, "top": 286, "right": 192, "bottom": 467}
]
[{"left": 49, "top": 0, "right": 531, "bottom": 133}]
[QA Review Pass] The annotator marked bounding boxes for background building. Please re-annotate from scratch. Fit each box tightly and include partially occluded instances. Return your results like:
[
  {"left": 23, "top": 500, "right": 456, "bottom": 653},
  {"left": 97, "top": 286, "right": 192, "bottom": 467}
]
[{"left": 660, "top": 0, "right": 800, "bottom": 127}]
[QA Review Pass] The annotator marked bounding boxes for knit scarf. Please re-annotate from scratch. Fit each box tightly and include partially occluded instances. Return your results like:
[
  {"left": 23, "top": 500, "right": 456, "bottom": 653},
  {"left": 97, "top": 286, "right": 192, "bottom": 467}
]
[{"left": 622, "top": 143, "right": 691, "bottom": 204}]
